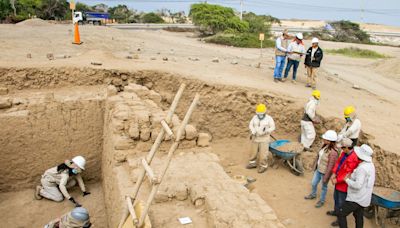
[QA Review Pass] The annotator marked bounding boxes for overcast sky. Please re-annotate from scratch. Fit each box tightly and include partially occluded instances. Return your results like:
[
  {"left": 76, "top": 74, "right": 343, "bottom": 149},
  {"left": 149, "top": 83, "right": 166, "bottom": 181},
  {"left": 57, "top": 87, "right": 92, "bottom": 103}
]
[{"left": 79, "top": 0, "right": 400, "bottom": 26}]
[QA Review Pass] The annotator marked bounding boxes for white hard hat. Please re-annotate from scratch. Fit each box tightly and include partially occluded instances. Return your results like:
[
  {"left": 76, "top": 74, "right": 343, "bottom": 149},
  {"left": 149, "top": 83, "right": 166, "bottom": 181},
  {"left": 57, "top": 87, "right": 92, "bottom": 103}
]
[
  {"left": 312, "top": 37, "right": 319, "bottom": 43},
  {"left": 72, "top": 156, "right": 86, "bottom": 170},
  {"left": 354, "top": 144, "right": 373, "bottom": 162},
  {"left": 71, "top": 207, "right": 89, "bottom": 221},
  {"left": 322, "top": 130, "right": 338, "bottom": 142},
  {"left": 296, "top": 33, "right": 303, "bottom": 40}
]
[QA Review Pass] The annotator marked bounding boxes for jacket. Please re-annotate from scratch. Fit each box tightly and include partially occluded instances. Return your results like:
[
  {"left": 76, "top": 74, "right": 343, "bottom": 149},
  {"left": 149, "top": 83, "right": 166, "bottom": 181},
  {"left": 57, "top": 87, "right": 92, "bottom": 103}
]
[
  {"left": 345, "top": 161, "right": 375, "bottom": 207},
  {"left": 249, "top": 114, "right": 275, "bottom": 143},
  {"left": 313, "top": 146, "right": 338, "bottom": 183},
  {"left": 332, "top": 150, "right": 361, "bottom": 192},
  {"left": 304, "top": 47, "right": 323, "bottom": 68},
  {"left": 42, "top": 166, "right": 86, "bottom": 199},
  {"left": 302, "top": 97, "right": 318, "bottom": 122},
  {"left": 339, "top": 118, "right": 362, "bottom": 140}
]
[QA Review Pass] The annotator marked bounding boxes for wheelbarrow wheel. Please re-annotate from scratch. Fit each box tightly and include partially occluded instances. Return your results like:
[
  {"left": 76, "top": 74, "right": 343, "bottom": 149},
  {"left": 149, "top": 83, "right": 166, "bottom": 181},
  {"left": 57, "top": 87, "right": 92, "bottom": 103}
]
[
  {"left": 363, "top": 206, "right": 374, "bottom": 219},
  {"left": 286, "top": 156, "right": 304, "bottom": 176}
]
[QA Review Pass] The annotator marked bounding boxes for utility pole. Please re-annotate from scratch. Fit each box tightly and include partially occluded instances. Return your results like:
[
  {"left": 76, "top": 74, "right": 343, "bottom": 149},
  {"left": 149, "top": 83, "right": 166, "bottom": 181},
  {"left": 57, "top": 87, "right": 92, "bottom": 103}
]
[
  {"left": 240, "top": 0, "right": 243, "bottom": 20},
  {"left": 360, "top": 0, "right": 365, "bottom": 23}
]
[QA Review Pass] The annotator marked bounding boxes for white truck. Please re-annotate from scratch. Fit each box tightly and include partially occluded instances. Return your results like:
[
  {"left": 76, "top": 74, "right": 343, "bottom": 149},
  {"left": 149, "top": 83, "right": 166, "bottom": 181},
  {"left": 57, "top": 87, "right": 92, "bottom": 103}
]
[{"left": 73, "top": 11, "right": 110, "bottom": 25}]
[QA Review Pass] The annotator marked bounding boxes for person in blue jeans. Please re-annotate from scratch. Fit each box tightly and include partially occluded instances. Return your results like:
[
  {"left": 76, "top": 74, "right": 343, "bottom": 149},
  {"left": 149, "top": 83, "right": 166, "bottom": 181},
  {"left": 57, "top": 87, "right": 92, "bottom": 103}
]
[
  {"left": 305, "top": 130, "right": 338, "bottom": 208},
  {"left": 273, "top": 29, "right": 290, "bottom": 82},
  {"left": 283, "top": 33, "right": 305, "bottom": 83}
]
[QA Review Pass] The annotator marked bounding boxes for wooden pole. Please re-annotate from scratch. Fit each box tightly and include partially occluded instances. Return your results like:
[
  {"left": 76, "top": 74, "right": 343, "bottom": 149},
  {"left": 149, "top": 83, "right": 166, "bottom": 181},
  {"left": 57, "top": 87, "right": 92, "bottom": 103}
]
[{"left": 138, "top": 94, "right": 200, "bottom": 227}]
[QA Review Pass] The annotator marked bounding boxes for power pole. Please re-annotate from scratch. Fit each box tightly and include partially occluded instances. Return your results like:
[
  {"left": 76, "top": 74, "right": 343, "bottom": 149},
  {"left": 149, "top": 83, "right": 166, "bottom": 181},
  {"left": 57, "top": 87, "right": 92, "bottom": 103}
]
[
  {"left": 240, "top": 0, "right": 243, "bottom": 20},
  {"left": 360, "top": 0, "right": 365, "bottom": 23}
]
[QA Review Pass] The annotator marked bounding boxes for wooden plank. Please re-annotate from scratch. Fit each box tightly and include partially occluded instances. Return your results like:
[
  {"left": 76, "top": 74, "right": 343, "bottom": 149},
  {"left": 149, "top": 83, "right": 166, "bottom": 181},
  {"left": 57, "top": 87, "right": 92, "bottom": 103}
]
[
  {"left": 160, "top": 120, "right": 173, "bottom": 137},
  {"left": 141, "top": 159, "right": 158, "bottom": 184}
]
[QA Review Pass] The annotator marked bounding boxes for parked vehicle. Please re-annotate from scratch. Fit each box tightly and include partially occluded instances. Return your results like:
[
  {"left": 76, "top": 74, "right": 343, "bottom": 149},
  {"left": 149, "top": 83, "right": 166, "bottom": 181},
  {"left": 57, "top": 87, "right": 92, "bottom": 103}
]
[{"left": 73, "top": 12, "right": 110, "bottom": 25}]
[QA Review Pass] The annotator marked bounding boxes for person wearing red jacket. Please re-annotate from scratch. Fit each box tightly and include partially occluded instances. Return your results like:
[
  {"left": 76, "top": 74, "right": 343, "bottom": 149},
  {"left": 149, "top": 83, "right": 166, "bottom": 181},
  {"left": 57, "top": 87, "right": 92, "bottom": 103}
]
[{"left": 327, "top": 138, "right": 361, "bottom": 226}]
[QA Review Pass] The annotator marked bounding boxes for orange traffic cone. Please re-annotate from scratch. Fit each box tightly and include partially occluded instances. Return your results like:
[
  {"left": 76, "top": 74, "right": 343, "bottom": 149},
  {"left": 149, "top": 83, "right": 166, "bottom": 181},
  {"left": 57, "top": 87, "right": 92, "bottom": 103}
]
[{"left": 72, "top": 23, "right": 82, "bottom": 45}]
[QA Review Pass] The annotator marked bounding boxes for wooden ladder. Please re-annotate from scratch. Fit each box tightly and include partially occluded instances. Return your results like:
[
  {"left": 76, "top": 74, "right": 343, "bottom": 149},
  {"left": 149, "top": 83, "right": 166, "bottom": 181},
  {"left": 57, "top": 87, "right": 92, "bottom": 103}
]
[{"left": 118, "top": 84, "right": 200, "bottom": 228}]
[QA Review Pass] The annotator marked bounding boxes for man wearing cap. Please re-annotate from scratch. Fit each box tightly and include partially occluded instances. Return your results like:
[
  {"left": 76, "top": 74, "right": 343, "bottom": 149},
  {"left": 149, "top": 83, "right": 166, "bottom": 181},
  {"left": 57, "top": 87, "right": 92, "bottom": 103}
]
[
  {"left": 327, "top": 138, "right": 361, "bottom": 226},
  {"left": 45, "top": 207, "right": 92, "bottom": 228},
  {"left": 337, "top": 144, "right": 375, "bottom": 228},
  {"left": 283, "top": 33, "right": 305, "bottom": 84},
  {"left": 304, "top": 37, "right": 324, "bottom": 89},
  {"left": 274, "top": 29, "right": 290, "bottom": 82}
]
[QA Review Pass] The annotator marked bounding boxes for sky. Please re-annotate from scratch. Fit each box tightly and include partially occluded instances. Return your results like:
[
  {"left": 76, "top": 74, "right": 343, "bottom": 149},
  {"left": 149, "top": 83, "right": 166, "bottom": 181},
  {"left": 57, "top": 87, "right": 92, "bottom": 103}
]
[{"left": 79, "top": 0, "right": 400, "bottom": 26}]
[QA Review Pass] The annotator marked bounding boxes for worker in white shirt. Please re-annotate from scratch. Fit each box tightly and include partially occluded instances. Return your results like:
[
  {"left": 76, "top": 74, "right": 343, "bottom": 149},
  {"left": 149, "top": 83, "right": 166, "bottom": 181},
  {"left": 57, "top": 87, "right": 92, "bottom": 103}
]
[
  {"left": 247, "top": 104, "right": 276, "bottom": 173},
  {"left": 283, "top": 33, "right": 305, "bottom": 84},
  {"left": 35, "top": 156, "right": 90, "bottom": 207},
  {"left": 338, "top": 106, "right": 361, "bottom": 147},
  {"left": 337, "top": 144, "right": 375, "bottom": 228},
  {"left": 301, "top": 90, "right": 321, "bottom": 151}
]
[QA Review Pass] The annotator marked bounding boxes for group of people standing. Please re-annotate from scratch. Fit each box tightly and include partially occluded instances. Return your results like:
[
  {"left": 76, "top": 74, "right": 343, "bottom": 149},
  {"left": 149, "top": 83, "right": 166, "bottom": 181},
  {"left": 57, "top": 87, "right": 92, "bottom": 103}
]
[
  {"left": 247, "top": 90, "right": 376, "bottom": 228},
  {"left": 274, "top": 29, "right": 324, "bottom": 89}
]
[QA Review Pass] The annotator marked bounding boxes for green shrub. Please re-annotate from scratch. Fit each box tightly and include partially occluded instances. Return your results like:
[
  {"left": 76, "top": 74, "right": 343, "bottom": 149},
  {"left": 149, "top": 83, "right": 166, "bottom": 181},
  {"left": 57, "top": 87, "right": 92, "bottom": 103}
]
[
  {"left": 189, "top": 3, "right": 249, "bottom": 34},
  {"left": 142, "top": 12, "right": 164, "bottom": 23},
  {"left": 205, "top": 33, "right": 274, "bottom": 48},
  {"left": 326, "top": 47, "right": 388, "bottom": 59}
]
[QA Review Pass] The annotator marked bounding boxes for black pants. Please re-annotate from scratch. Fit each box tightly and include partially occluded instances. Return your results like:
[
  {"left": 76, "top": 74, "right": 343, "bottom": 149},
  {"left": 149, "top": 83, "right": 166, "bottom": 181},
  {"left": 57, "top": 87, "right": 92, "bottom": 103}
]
[{"left": 338, "top": 201, "right": 364, "bottom": 228}]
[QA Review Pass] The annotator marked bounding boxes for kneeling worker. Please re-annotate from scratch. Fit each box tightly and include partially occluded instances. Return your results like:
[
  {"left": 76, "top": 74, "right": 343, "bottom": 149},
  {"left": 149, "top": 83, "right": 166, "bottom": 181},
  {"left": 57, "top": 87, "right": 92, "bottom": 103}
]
[
  {"left": 338, "top": 106, "right": 361, "bottom": 147},
  {"left": 45, "top": 207, "right": 92, "bottom": 228},
  {"left": 247, "top": 104, "right": 276, "bottom": 173},
  {"left": 35, "top": 156, "right": 90, "bottom": 207}
]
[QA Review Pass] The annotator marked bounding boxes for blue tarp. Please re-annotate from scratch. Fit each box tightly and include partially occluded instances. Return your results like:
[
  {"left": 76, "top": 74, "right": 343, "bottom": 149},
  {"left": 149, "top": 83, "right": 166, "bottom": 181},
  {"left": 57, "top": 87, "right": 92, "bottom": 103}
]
[{"left": 85, "top": 12, "right": 110, "bottom": 19}]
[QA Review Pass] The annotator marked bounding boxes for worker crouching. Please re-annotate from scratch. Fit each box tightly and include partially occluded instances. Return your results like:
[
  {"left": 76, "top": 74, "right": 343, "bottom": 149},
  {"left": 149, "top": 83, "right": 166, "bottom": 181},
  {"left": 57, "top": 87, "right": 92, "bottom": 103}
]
[
  {"left": 45, "top": 207, "right": 92, "bottom": 228},
  {"left": 247, "top": 104, "right": 276, "bottom": 173},
  {"left": 35, "top": 156, "right": 90, "bottom": 207}
]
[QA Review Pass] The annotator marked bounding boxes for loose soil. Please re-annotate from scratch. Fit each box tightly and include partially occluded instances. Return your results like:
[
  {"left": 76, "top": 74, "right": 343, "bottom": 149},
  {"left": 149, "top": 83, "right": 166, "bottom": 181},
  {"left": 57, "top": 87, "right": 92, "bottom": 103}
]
[{"left": 275, "top": 142, "right": 304, "bottom": 153}]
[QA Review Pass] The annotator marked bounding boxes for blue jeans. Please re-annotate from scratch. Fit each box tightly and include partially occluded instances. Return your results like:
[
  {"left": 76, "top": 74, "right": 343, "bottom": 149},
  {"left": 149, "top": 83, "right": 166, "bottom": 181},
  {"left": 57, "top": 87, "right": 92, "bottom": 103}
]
[
  {"left": 274, "top": 55, "right": 286, "bottom": 79},
  {"left": 310, "top": 170, "right": 328, "bottom": 202},
  {"left": 334, "top": 188, "right": 348, "bottom": 213},
  {"left": 284, "top": 59, "right": 300, "bottom": 80}
]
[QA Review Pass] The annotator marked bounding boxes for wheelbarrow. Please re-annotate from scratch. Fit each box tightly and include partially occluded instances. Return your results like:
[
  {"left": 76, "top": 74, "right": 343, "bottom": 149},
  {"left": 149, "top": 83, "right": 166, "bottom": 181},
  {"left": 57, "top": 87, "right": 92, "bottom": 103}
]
[
  {"left": 364, "top": 187, "right": 400, "bottom": 227},
  {"left": 269, "top": 139, "right": 303, "bottom": 175}
]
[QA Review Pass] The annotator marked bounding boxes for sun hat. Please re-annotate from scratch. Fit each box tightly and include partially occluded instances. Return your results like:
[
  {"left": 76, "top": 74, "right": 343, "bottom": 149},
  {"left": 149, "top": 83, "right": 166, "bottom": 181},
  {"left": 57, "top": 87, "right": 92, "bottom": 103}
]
[{"left": 354, "top": 144, "right": 373, "bottom": 162}]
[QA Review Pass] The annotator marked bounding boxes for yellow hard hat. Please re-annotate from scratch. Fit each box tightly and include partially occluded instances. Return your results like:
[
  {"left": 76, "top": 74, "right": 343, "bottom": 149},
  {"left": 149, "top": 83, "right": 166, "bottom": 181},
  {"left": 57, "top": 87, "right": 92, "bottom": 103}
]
[
  {"left": 256, "top": 104, "right": 267, "bottom": 114},
  {"left": 344, "top": 106, "right": 355, "bottom": 118},
  {"left": 312, "top": 90, "right": 321, "bottom": 99}
]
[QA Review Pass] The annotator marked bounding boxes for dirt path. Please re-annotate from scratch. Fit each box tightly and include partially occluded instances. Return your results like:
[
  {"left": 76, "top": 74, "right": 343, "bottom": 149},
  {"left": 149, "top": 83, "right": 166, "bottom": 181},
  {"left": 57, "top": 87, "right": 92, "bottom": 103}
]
[{"left": 0, "top": 183, "right": 107, "bottom": 228}]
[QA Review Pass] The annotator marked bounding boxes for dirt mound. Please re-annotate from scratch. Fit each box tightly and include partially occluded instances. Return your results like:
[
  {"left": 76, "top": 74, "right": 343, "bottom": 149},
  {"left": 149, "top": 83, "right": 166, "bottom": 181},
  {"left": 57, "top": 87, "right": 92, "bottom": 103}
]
[
  {"left": 275, "top": 142, "right": 303, "bottom": 153},
  {"left": 17, "top": 18, "right": 50, "bottom": 26}
]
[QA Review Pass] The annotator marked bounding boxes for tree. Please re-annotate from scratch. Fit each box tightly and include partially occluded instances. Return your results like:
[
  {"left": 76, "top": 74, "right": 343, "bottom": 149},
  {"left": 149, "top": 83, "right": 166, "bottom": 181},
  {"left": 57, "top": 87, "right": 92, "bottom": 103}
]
[
  {"left": 189, "top": 3, "right": 248, "bottom": 34},
  {"left": 93, "top": 3, "right": 108, "bottom": 12},
  {"left": 0, "top": 0, "right": 12, "bottom": 20},
  {"left": 242, "top": 12, "right": 271, "bottom": 37},
  {"left": 108, "top": 4, "right": 132, "bottom": 23},
  {"left": 142, "top": 12, "right": 164, "bottom": 23},
  {"left": 39, "top": 0, "right": 68, "bottom": 20},
  {"left": 75, "top": 2, "right": 92, "bottom": 12}
]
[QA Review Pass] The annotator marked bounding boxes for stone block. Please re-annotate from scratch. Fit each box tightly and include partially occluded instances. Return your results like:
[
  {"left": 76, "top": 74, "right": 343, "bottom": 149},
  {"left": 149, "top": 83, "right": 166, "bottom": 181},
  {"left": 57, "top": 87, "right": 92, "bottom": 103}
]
[
  {"left": 114, "top": 136, "right": 134, "bottom": 150},
  {"left": 107, "top": 85, "right": 118, "bottom": 97},
  {"left": 128, "top": 121, "right": 140, "bottom": 139},
  {"left": 0, "top": 98, "right": 12, "bottom": 109},
  {"left": 140, "top": 126, "right": 151, "bottom": 141},
  {"left": 185, "top": 124, "right": 198, "bottom": 140},
  {"left": 197, "top": 133, "right": 211, "bottom": 147},
  {"left": 0, "top": 87, "right": 8, "bottom": 95}
]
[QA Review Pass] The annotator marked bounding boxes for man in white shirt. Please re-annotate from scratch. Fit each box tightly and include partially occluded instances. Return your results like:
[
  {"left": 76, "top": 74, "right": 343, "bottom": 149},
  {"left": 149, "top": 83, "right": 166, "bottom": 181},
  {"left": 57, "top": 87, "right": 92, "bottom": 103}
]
[
  {"left": 338, "top": 106, "right": 362, "bottom": 147},
  {"left": 283, "top": 33, "right": 305, "bottom": 83},
  {"left": 247, "top": 104, "right": 276, "bottom": 173},
  {"left": 337, "top": 144, "right": 375, "bottom": 228},
  {"left": 274, "top": 29, "right": 290, "bottom": 82},
  {"left": 301, "top": 90, "right": 320, "bottom": 151}
]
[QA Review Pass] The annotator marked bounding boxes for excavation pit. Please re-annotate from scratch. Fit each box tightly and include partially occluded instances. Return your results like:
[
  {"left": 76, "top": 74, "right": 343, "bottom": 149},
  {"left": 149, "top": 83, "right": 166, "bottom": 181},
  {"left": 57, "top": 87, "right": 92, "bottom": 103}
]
[{"left": 0, "top": 67, "right": 398, "bottom": 228}]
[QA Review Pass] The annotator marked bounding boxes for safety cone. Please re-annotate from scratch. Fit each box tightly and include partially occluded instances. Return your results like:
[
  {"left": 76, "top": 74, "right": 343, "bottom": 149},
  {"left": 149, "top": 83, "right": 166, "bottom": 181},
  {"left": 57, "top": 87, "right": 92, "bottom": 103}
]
[{"left": 72, "top": 23, "right": 82, "bottom": 45}]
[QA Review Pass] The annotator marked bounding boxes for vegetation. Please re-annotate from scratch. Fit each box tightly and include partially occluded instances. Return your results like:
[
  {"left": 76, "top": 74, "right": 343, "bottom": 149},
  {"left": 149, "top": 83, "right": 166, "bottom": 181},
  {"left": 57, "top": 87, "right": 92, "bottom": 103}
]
[
  {"left": 142, "top": 12, "right": 164, "bottom": 23},
  {"left": 326, "top": 47, "right": 388, "bottom": 59},
  {"left": 190, "top": 3, "right": 275, "bottom": 48}
]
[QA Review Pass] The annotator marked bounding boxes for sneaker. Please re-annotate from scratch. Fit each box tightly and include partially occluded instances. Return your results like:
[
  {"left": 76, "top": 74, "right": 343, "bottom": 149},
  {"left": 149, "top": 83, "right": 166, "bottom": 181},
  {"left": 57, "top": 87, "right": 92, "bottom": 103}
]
[
  {"left": 291, "top": 80, "right": 297, "bottom": 84},
  {"left": 331, "top": 220, "right": 339, "bottom": 226},
  {"left": 304, "top": 194, "right": 316, "bottom": 200},
  {"left": 305, "top": 84, "right": 311, "bottom": 87},
  {"left": 326, "top": 210, "right": 336, "bottom": 216},
  {"left": 35, "top": 185, "right": 43, "bottom": 200},
  {"left": 246, "top": 163, "right": 257, "bottom": 169},
  {"left": 315, "top": 201, "right": 324, "bottom": 208},
  {"left": 257, "top": 166, "right": 268, "bottom": 173},
  {"left": 281, "top": 78, "right": 287, "bottom": 82}
]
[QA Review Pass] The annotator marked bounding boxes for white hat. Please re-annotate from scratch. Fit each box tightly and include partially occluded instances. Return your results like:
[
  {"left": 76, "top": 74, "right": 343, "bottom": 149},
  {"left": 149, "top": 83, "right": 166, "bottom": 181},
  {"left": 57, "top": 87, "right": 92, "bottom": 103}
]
[
  {"left": 354, "top": 144, "right": 373, "bottom": 162},
  {"left": 338, "top": 138, "right": 353, "bottom": 148},
  {"left": 72, "top": 156, "right": 86, "bottom": 170},
  {"left": 312, "top": 37, "right": 319, "bottom": 43},
  {"left": 296, "top": 33, "right": 303, "bottom": 40},
  {"left": 322, "top": 130, "right": 338, "bottom": 142}
]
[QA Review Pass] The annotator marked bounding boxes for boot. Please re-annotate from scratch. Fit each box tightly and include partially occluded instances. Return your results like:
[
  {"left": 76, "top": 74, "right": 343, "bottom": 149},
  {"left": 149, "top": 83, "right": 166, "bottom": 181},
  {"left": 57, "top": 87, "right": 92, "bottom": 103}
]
[
  {"left": 35, "top": 185, "right": 43, "bottom": 200},
  {"left": 304, "top": 194, "right": 316, "bottom": 200},
  {"left": 315, "top": 201, "right": 324, "bottom": 208},
  {"left": 246, "top": 163, "right": 257, "bottom": 169},
  {"left": 257, "top": 165, "right": 268, "bottom": 173}
]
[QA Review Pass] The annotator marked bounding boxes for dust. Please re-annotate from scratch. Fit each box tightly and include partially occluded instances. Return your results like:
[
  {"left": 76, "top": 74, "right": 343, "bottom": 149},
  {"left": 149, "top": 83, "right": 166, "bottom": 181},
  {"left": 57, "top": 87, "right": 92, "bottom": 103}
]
[{"left": 275, "top": 142, "right": 304, "bottom": 153}]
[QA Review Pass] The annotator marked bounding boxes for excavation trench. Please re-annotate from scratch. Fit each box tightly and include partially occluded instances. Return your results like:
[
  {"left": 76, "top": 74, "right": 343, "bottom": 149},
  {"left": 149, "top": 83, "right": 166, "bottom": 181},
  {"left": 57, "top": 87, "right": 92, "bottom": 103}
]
[{"left": 0, "top": 67, "right": 398, "bottom": 227}]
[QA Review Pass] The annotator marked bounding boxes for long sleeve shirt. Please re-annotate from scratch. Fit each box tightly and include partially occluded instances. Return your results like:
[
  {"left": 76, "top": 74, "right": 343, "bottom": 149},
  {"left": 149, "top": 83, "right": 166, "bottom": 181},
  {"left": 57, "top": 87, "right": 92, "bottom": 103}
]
[
  {"left": 339, "top": 118, "right": 362, "bottom": 139},
  {"left": 275, "top": 36, "right": 287, "bottom": 52},
  {"left": 304, "top": 97, "right": 318, "bottom": 121},
  {"left": 249, "top": 114, "right": 275, "bottom": 143},
  {"left": 43, "top": 166, "right": 86, "bottom": 199},
  {"left": 345, "top": 161, "right": 375, "bottom": 207},
  {"left": 287, "top": 41, "right": 305, "bottom": 61}
]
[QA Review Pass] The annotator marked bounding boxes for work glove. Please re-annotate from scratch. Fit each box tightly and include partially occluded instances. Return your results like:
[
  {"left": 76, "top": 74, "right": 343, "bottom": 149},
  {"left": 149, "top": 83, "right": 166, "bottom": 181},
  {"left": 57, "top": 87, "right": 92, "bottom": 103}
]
[
  {"left": 83, "top": 191, "right": 91, "bottom": 197},
  {"left": 69, "top": 197, "right": 82, "bottom": 207}
]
